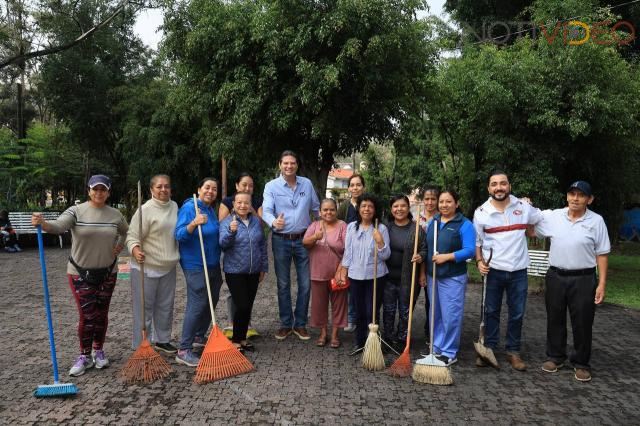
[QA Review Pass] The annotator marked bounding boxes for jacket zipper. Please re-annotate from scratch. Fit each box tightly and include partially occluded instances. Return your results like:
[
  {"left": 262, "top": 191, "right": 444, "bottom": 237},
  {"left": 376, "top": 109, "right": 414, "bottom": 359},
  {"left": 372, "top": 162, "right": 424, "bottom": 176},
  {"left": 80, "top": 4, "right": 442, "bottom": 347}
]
[{"left": 247, "top": 218, "right": 254, "bottom": 274}]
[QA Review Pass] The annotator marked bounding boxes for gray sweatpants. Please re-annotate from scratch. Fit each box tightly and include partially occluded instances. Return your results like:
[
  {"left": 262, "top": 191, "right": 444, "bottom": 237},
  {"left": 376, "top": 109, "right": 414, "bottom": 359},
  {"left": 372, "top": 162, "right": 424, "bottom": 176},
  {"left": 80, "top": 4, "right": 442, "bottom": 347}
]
[{"left": 130, "top": 267, "right": 177, "bottom": 349}]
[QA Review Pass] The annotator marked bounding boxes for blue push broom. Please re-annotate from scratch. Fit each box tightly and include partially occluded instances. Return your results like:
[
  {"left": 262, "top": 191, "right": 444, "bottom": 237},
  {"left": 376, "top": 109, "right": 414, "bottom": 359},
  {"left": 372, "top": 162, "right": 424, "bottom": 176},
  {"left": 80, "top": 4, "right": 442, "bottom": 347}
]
[{"left": 33, "top": 225, "right": 78, "bottom": 397}]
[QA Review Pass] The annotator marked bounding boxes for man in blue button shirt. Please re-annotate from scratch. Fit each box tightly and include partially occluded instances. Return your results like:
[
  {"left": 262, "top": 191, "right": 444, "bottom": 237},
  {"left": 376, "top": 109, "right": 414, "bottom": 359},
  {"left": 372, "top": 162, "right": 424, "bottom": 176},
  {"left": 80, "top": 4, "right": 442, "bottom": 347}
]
[{"left": 263, "top": 150, "right": 320, "bottom": 341}]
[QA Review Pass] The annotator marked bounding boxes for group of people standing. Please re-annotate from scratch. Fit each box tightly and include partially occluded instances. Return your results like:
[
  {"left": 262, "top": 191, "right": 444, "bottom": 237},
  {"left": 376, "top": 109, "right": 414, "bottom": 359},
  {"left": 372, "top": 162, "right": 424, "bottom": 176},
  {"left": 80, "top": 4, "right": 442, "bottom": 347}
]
[{"left": 29, "top": 150, "right": 610, "bottom": 383}]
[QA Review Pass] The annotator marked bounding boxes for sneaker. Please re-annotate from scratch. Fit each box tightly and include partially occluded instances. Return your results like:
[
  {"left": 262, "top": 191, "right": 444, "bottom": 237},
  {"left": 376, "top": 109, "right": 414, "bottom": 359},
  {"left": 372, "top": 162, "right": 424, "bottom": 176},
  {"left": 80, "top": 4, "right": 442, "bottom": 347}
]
[
  {"left": 541, "top": 360, "right": 564, "bottom": 373},
  {"left": 246, "top": 327, "right": 260, "bottom": 338},
  {"left": 92, "top": 349, "right": 109, "bottom": 369},
  {"left": 12, "top": 245, "right": 22, "bottom": 252},
  {"left": 344, "top": 323, "right": 356, "bottom": 333},
  {"left": 69, "top": 354, "right": 94, "bottom": 376},
  {"left": 574, "top": 368, "right": 592, "bottom": 382},
  {"left": 175, "top": 349, "right": 200, "bottom": 367},
  {"left": 275, "top": 328, "right": 292, "bottom": 340},
  {"left": 155, "top": 342, "right": 178, "bottom": 354},
  {"left": 292, "top": 327, "right": 311, "bottom": 340},
  {"left": 436, "top": 355, "right": 457, "bottom": 366},
  {"left": 192, "top": 336, "right": 206, "bottom": 348},
  {"left": 506, "top": 352, "right": 527, "bottom": 371},
  {"left": 4, "top": 246, "right": 16, "bottom": 253}
]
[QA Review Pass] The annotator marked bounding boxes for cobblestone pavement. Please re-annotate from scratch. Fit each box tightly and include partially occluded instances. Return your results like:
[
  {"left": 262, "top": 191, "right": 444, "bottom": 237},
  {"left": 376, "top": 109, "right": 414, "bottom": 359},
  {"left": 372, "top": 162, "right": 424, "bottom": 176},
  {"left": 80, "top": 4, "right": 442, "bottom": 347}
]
[{"left": 1, "top": 246, "right": 639, "bottom": 425}]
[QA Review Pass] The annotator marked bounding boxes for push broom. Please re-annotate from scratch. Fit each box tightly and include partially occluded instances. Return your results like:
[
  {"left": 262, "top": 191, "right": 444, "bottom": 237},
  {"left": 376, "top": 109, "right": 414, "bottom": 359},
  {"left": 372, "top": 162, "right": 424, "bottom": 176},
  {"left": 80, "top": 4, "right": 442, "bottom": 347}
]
[
  {"left": 192, "top": 195, "right": 254, "bottom": 384},
  {"left": 121, "top": 181, "right": 172, "bottom": 384},
  {"left": 412, "top": 219, "right": 453, "bottom": 385},
  {"left": 474, "top": 248, "right": 499, "bottom": 368},
  {"left": 33, "top": 225, "right": 78, "bottom": 397},
  {"left": 388, "top": 206, "right": 421, "bottom": 377},
  {"left": 362, "top": 219, "right": 385, "bottom": 371}
]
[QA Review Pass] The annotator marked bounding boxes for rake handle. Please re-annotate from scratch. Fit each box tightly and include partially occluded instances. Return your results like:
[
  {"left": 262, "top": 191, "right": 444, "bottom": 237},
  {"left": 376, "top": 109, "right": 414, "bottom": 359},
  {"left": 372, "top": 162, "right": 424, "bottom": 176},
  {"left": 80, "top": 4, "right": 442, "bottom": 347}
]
[
  {"left": 137, "top": 181, "right": 147, "bottom": 337},
  {"left": 36, "top": 225, "right": 61, "bottom": 384},
  {"left": 406, "top": 205, "right": 422, "bottom": 344},
  {"left": 193, "top": 194, "right": 217, "bottom": 326}
]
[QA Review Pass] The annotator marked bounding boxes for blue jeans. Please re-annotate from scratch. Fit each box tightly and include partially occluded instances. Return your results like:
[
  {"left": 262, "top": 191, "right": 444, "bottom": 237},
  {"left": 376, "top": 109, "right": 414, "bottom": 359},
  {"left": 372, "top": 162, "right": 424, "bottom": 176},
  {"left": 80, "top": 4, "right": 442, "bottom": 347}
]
[
  {"left": 180, "top": 265, "right": 222, "bottom": 350},
  {"left": 272, "top": 235, "right": 311, "bottom": 328},
  {"left": 348, "top": 287, "right": 357, "bottom": 324},
  {"left": 484, "top": 268, "right": 528, "bottom": 353}
]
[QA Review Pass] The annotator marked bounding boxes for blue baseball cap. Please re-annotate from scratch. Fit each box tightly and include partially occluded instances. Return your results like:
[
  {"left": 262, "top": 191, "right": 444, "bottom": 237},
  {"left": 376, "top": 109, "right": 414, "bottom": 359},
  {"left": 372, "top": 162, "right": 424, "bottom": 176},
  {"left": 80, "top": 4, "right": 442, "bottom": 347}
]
[
  {"left": 88, "top": 174, "right": 112, "bottom": 190},
  {"left": 567, "top": 180, "right": 592, "bottom": 197}
]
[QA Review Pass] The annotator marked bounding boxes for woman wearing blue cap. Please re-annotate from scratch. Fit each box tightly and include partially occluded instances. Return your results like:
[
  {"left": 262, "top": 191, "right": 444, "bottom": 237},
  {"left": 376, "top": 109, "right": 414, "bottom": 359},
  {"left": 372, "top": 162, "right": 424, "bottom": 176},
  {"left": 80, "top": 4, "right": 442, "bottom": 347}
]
[{"left": 31, "top": 174, "right": 128, "bottom": 376}]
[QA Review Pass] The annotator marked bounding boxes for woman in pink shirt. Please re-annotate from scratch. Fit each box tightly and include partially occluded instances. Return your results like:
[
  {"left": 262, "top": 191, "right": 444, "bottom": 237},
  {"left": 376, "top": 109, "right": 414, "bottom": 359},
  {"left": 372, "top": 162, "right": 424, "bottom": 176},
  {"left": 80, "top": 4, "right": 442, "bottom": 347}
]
[{"left": 303, "top": 199, "right": 348, "bottom": 348}]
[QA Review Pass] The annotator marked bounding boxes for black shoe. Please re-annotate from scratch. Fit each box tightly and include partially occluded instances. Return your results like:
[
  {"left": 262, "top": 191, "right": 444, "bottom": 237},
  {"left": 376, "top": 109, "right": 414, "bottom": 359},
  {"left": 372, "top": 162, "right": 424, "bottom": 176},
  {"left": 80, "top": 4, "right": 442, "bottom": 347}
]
[
  {"left": 155, "top": 342, "right": 178, "bottom": 354},
  {"left": 241, "top": 342, "right": 255, "bottom": 352},
  {"left": 349, "top": 345, "right": 364, "bottom": 356}
]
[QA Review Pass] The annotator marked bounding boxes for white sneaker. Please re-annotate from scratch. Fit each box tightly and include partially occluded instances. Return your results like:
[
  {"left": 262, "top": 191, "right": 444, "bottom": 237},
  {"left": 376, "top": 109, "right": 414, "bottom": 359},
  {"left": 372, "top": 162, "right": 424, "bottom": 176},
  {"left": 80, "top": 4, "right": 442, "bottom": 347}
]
[
  {"left": 92, "top": 349, "right": 109, "bottom": 369},
  {"left": 69, "top": 354, "right": 94, "bottom": 376},
  {"left": 344, "top": 323, "right": 356, "bottom": 333}
]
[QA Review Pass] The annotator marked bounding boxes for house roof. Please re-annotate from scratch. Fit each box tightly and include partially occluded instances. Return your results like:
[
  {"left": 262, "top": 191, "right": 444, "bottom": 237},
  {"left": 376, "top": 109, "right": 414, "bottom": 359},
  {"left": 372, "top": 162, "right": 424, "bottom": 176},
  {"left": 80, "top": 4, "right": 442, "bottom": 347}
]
[{"left": 329, "top": 168, "right": 354, "bottom": 179}]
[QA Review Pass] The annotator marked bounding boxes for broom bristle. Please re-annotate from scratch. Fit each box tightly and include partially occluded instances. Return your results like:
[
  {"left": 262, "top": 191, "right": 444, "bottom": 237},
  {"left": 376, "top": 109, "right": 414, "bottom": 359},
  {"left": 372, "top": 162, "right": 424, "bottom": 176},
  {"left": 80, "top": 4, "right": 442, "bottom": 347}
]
[
  {"left": 33, "top": 383, "right": 78, "bottom": 398},
  {"left": 474, "top": 341, "right": 499, "bottom": 369},
  {"left": 412, "top": 364, "right": 453, "bottom": 385},
  {"left": 362, "top": 324, "right": 385, "bottom": 371},
  {"left": 194, "top": 325, "right": 254, "bottom": 384},
  {"left": 121, "top": 338, "right": 172, "bottom": 384},
  {"left": 387, "top": 349, "right": 412, "bottom": 377}
]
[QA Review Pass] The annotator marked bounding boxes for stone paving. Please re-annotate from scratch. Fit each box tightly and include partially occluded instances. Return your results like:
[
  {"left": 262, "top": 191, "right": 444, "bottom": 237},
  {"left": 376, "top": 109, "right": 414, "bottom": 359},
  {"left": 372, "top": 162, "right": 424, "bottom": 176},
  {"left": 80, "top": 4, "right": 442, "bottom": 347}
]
[{"left": 1, "top": 245, "right": 639, "bottom": 425}]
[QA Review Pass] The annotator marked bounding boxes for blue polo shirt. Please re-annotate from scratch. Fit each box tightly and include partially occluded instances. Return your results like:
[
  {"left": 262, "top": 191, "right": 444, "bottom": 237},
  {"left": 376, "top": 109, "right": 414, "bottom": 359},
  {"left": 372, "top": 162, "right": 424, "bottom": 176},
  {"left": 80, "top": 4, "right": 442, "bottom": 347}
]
[{"left": 262, "top": 175, "right": 320, "bottom": 234}]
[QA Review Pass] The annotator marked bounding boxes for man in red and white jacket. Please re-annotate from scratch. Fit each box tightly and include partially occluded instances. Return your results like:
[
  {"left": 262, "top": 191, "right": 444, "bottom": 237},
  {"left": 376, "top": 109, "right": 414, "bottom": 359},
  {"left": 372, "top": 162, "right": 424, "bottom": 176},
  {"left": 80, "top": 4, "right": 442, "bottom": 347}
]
[{"left": 473, "top": 170, "right": 543, "bottom": 371}]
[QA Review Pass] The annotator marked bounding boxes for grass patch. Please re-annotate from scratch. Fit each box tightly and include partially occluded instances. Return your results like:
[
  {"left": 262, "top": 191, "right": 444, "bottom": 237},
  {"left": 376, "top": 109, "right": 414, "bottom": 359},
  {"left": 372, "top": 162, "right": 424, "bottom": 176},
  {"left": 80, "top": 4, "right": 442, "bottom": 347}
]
[
  {"left": 606, "top": 254, "right": 640, "bottom": 309},
  {"left": 466, "top": 246, "right": 640, "bottom": 310}
]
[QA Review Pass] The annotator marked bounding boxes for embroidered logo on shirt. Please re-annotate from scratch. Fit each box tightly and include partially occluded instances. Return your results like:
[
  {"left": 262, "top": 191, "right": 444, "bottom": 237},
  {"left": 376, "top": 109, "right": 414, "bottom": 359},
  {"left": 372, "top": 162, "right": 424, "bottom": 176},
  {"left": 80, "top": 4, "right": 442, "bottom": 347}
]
[{"left": 513, "top": 210, "right": 523, "bottom": 216}]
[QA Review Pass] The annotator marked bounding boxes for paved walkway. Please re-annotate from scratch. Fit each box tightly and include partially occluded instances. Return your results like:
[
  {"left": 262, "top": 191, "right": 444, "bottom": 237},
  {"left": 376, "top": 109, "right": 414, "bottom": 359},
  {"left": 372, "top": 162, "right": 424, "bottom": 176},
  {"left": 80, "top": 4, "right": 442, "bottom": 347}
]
[{"left": 1, "top": 247, "right": 639, "bottom": 424}]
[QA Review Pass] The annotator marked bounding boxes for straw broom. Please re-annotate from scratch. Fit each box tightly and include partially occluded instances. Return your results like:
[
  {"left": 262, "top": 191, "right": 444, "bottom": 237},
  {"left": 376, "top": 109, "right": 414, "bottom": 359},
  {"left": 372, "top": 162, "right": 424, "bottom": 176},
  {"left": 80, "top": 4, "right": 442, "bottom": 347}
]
[
  {"left": 412, "top": 218, "right": 453, "bottom": 385},
  {"left": 121, "top": 181, "right": 172, "bottom": 384},
  {"left": 388, "top": 206, "right": 421, "bottom": 377},
  {"left": 192, "top": 194, "right": 254, "bottom": 384},
  {"left": 362, "top": 219, "right": 385, "bottom": 371}
]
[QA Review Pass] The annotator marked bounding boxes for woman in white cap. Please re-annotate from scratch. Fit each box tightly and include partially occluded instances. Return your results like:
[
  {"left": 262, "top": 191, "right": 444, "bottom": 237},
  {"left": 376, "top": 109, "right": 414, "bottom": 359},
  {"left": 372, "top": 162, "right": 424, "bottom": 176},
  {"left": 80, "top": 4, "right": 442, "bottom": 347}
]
[{"left": 32, "top": 174, "right": 128, "bottom": 376}]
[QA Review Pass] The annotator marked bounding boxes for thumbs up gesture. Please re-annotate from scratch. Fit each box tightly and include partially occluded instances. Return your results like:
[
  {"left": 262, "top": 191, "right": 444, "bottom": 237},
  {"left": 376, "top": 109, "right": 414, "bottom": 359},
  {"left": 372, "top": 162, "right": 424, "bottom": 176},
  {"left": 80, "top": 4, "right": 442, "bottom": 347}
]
[
  {"left": 273, "top": 212, "right": 285, "bottom": 231},
  {"left": 230, "top": 214, "right": 238, "bottom": 233}
]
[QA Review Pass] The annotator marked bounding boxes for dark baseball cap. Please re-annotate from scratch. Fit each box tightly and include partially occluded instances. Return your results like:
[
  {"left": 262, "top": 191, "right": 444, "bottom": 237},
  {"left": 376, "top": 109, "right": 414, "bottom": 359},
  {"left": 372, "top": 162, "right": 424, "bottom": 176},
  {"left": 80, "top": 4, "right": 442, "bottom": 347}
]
[
  {"left": 88, "top": 174, "right": 112, "bottom": 190},
  {"left": 567, "top": 180, "right": 592, "bottom": 196}
]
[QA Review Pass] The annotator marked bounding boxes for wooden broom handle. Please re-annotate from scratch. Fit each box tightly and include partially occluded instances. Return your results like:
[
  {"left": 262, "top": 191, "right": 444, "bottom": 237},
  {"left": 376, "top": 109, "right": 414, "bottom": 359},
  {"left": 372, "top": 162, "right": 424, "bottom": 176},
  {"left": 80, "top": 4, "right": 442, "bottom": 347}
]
[
  {"left": 372, "top": 218, "right": 379, "bottom": 324},
  {"left": 429, "top": 219, "right": 438, "bottom": 354},
  {"left": 193, "top": 194, "right": 217, "bottom": 326},
  {"left": 406, "top": 205, "right": 421, "bottom": 342}
]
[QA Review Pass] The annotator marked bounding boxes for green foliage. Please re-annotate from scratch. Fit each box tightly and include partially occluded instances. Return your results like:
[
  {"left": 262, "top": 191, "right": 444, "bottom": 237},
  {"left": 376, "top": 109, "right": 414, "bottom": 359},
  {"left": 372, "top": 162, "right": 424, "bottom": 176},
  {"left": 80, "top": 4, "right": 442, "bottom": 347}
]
[{"left": 163, "top": 0, "right": 436, "bottom": 191}]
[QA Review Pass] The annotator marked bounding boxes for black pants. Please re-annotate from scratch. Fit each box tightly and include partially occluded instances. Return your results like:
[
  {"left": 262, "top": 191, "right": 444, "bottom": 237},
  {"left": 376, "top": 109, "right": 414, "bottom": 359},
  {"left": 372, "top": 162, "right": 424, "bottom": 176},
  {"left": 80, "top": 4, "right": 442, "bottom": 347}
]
[
  {"left": 225, "top": 273, "right": 260, "bottom": 343},
  {"left": 545, "top": 268, "right": 597, "bottom": 369},
  {"left": 350, "top": 276, "right": 385, "bottom": 348}
]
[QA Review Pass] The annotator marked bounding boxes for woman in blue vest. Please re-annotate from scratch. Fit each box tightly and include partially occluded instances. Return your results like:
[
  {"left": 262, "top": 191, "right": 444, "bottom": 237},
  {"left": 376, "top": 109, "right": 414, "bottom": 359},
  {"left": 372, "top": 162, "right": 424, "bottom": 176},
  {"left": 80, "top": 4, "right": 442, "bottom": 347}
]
[{"left": 426, "top": 189, "right": 475, "bottom": 366}]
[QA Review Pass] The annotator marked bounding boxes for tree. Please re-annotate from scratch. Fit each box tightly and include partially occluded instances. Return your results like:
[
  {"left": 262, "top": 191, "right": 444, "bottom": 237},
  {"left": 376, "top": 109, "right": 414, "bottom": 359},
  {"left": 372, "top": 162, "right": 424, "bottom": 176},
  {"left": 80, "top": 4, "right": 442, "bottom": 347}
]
[{"left": 163, "top": 0, "right": 437, "bottom": 195}]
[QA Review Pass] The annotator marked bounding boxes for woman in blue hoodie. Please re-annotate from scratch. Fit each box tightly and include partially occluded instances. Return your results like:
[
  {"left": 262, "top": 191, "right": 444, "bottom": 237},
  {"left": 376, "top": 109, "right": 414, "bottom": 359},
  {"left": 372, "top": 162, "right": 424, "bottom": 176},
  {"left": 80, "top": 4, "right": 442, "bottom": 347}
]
[
  {"left": 425, "top": 189, "right": 475, "bottom": 367},
  {"left": 174, "top": 177, "right": 222, "bottom": 367},
  {"left": 219, "top": 192, "right": 268, "bottom": 352}
]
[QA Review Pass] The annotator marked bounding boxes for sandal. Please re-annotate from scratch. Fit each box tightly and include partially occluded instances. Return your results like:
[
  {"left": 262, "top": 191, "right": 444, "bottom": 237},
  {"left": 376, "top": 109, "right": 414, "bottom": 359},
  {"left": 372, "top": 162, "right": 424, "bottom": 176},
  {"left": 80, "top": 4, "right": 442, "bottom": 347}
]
[
  {"left": 330, "top": 339, "right": 341, "bottom": 349},
  {"left": 241, "top": 342, "right": 255, "bottom": 352},
  {"left": 316, "top": 336, "right": 327, "bottom": 347}
]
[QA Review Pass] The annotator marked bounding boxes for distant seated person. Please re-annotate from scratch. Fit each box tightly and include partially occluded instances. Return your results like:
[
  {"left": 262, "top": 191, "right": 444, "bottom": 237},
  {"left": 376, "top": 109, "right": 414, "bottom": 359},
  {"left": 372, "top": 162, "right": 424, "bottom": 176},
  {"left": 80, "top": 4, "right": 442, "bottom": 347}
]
[{"left": 0, "top": 210, "right": 21, "bottom": 252}]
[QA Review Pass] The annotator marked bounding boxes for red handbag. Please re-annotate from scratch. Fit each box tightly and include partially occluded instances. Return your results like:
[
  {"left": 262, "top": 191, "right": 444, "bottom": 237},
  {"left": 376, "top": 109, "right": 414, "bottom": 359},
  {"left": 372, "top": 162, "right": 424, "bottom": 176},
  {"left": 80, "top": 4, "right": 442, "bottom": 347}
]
[{"left": 330, "top": 276, "right": 350, "bottom": 291}]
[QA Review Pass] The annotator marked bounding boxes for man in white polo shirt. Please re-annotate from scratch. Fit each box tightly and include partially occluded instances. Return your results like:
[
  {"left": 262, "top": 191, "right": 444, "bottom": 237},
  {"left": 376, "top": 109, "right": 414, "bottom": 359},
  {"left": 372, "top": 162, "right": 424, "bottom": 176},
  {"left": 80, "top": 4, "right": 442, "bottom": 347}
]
[
  {"left": 474, "top": 170, "right": 543, "bottom": 371},
  {"left": 534, "top": 181, "right": 610, "bottom": 382}
]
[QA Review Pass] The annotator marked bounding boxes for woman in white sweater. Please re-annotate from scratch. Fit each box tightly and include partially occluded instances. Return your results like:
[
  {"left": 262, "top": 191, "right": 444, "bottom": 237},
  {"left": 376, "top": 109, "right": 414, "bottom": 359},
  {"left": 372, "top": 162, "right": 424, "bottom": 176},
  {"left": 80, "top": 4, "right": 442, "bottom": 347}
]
[{"left": 126, "top": 174, "right": 180, "bottom": 352}]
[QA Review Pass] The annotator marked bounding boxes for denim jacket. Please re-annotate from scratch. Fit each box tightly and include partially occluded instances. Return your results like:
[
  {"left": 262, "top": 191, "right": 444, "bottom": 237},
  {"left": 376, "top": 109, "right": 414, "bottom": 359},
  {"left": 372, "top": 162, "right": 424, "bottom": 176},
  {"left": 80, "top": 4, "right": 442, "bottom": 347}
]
[{"left": 219, "top": 213, "right": 268, "bottom": 274}]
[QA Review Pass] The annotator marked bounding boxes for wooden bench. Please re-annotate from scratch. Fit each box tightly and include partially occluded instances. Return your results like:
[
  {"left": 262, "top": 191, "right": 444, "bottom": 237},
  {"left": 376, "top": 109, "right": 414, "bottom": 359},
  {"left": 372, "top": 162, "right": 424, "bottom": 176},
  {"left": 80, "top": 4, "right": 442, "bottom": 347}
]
[
  {"left": 8, "top": 212, "right": 66, "bottom": 248},
  {"left": 528, "top": 249, "right": 550, "bottom": 277}
]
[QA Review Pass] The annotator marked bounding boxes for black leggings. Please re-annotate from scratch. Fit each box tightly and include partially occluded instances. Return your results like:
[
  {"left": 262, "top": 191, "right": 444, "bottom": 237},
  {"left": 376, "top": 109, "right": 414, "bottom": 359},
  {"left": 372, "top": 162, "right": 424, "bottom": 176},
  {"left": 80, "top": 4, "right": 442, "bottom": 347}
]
[{"left": 225, "top": 273, "right": 260, "bottom": 343}]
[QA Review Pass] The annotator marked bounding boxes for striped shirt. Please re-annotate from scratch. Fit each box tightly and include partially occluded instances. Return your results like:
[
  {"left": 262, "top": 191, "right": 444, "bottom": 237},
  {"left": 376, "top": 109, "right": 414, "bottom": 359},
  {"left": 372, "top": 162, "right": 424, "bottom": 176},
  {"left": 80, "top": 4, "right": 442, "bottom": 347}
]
[
  {"left": 473, "top": 195, "right": 543, "bottom": 272},
  {"left": 45, "top": 202, "right": 129, "bottom": 275}
]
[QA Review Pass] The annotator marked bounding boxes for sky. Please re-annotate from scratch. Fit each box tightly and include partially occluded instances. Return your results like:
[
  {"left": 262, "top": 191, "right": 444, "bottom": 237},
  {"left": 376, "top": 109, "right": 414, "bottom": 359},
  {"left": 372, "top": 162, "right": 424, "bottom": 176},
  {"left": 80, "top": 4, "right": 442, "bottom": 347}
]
[{"left": 133, "top": 0, "right": 448, "bottom": 50}]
